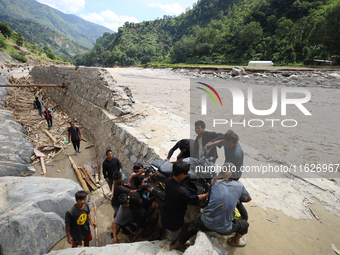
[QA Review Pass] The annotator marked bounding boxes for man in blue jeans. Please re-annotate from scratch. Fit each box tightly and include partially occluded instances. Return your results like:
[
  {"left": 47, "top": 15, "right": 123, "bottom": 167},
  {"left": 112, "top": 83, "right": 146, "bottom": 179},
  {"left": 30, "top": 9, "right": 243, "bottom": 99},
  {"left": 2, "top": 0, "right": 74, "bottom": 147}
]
[{"left": 170, "top": 163, "right": 251, "bottom": 250}]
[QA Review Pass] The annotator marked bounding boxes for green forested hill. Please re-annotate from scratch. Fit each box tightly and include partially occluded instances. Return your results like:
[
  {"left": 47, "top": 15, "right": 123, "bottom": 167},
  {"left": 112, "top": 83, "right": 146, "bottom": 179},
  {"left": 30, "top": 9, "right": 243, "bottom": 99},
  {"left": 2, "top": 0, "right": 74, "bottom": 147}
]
[
  {"left": 0, "top": 0, "right": 113, "bottom": 49},
  {"left": 0, "top": 16, "right": 88, "bottom": 58},
  {"left": 76, "top": 0, "right": 340, "bottom": 66}
]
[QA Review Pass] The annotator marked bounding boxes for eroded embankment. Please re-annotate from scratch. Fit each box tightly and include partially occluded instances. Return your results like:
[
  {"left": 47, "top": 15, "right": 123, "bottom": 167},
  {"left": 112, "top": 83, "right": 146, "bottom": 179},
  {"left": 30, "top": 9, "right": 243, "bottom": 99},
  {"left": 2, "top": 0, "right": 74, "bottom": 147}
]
[{"left": 29, "top": 66, "right": 161, "bottom": 177}]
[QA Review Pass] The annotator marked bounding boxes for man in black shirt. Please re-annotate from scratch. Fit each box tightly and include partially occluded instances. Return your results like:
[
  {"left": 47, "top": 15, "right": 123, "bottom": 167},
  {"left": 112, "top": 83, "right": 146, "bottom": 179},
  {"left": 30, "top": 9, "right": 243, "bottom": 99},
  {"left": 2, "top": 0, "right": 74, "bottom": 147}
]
[
  {"left": 103, "top": 150, "right": 122, "bottom": 191},
  {"left": 33, "top": 96, "right": 44, "bottom": 118},
  {"left": 65, "top": 191, "right": 96, "bottom": 247},
  {"left": 165, "top": 139, "right": 194, "bottom": 161},
  {"left": 67, "top": 121, "right": 82, "bottom": 156},
  {"left": 193, "top": 120, "right": 223, "bottom": 162},
  {"left": 161, "top": 161, "right": 208, "bottom": 246}
]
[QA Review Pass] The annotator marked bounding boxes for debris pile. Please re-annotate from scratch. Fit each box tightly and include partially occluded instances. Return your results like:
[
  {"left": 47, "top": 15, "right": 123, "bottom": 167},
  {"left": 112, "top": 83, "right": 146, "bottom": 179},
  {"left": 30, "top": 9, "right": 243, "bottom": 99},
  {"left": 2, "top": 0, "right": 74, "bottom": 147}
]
[{"left": 3, "top": 76, "right": 78, "bottom": 173}]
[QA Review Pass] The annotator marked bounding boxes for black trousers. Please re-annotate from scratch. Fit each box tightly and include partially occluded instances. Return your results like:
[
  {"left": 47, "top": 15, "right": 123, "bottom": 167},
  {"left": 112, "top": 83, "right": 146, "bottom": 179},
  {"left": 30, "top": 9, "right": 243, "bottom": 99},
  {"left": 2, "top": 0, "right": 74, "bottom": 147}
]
[
  {"left": 72, "top": 140, "right": 80, "bottom": 151},
  {"left": 46, "top": 118, "right": 52, "bottom": 127}
]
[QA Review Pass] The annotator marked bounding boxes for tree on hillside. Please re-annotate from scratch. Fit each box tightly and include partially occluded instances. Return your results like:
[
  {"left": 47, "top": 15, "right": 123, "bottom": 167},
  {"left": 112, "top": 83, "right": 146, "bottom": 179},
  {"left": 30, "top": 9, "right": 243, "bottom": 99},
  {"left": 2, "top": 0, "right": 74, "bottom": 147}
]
[
  {"left": 0, "top": 23, "right": 11, "bottom": 38},
  {"left": 16, "top": 32, "right": 24, "bottom": 46},
  {"left": 309, "top": 3, "right": 340, "bottom": 56}
]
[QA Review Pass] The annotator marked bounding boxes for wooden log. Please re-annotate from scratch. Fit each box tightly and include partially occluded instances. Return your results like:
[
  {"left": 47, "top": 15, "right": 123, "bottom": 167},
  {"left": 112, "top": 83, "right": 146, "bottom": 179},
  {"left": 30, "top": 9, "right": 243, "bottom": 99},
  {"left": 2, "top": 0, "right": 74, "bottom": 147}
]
[
  {"left": 68, "top": 156, "right": 90, "bottom": 194},
  {"left": 93, "top": 166, "right": 99, "bottom": 184},
  {"left": 83, "top": 167, "right": 98, "bottom": 189},
  {"left": 93, "top": 201, "right": 99, "bottom": 247},
  {"left": 15, "top": 129, "right": 38, "bottom": 143},
  {"left": 40, "top": 157, "right": 47, "bottom": 177},
  {"left": 42, "top": 128, "right": 57, "bottom": 144},
  {"left": 85, "top": 144, "right": 95, "bottom": 149},
  {"left": 0, "top": 83, "right": 67, "bottom": 88},
  {"left": 80, "top": 168, "right": 98, "bottom": 190},
  {"left": 81, "top": 138, "right": 87, "bottom": 142}
]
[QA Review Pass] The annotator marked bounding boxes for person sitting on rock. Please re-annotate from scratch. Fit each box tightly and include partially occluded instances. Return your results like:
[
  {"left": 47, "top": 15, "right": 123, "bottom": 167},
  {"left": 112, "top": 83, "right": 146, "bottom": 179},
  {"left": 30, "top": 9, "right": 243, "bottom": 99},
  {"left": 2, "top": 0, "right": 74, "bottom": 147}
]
[
  {"left": 129, "top": 192, "right": 158, "bottom": 242},
  {"left": 33, "top": 96, "right": 44, "bottom": 118},
  {"left": 127, "top": 163, "right": 144, "bottom": 189},
  {"left": 67, "top": 121, "right": 82, "bottom": 156},
  {"left": 65, "top": 190, "right": 96, "bottom": 248},
  {"left": 111, "top": 172, "right": 136, "bottom": 218},
  {"left": 170, "top": 163, "right": 251, "bottom": 251},
  {"left": 103, "top": 150, "right": 123, "bottom": 192},
  {"left": 165, "top": 139, "right": 194, "bottom": 161},
  {"left": 193, "top": 120, "right": 223, "bottom": 162},
  {"left": 112, "top": 194, "right": 136, "bottom": 244},
  {"left": 42, "top": 105, "right": 53, "bottom": 129},
  {"left": 161, "top": 160, "right": 209, "bottom": 246}
]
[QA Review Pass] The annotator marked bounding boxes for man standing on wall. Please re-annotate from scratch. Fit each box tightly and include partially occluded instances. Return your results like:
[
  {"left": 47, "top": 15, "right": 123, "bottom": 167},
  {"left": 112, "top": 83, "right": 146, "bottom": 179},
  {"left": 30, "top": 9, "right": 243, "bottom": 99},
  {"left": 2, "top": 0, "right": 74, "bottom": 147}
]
[
  {"left": 103, "top": 150, "right": 123, "bottom": 192},
  {"left": 68, "top": 121, "right": 82, "bottom": 156}
]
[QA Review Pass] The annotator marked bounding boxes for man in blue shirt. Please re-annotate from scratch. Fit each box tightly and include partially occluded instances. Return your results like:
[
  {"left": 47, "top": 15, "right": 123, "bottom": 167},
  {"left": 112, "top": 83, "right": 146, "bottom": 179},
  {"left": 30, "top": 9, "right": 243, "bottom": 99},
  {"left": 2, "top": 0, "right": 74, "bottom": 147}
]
[{"left": 170, "top": 163, "right": 251, "bottom": 251}]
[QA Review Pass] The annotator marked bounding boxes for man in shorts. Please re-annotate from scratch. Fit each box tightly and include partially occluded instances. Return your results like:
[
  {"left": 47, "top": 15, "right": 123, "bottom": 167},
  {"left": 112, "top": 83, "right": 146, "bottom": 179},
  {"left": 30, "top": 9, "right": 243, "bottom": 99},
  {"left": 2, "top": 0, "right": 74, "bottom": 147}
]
[
  {"left": 67, "top": 121, "right": 82, "bottom": 156},
  {"left": 65, "top": 190, "right": 96, "bottom": 247}
]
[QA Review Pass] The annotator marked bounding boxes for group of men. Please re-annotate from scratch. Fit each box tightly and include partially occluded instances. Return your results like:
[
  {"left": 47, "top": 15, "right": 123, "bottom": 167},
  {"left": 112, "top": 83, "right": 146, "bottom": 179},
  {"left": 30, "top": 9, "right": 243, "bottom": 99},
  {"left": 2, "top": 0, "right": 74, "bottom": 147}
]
[{"left": 64, "top": 120, "right": 250, "bottom": 250}]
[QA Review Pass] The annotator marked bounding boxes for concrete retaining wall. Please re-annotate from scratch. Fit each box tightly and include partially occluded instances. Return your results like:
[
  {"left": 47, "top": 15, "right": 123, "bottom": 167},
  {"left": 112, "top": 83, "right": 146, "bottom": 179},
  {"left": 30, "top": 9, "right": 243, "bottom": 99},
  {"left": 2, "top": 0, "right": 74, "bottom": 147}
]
[{"left": 30, "top": 66, "right": 160, "bottom": 176}]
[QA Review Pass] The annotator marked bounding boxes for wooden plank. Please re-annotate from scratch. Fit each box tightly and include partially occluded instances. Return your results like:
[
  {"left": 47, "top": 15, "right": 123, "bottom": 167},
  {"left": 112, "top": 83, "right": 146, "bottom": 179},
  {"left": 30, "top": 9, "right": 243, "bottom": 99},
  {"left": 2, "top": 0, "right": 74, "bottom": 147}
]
[
  {"left": 68, "top": 156, "right": 90, "bottom": 194},
  {"left": 15, "top": 129, "right": 38, "bottom": 143},
  {"left": 93, "top": 166, "right": 99, "bottom": 184},
  {"left": 40, "top": 157, "right": 47, "bottom": 177},
  {"left": 85, "top": 144, "right": 94, "bottom": 149},
  {"left": 93, "top": 201, "right": 99, "bottom": 247},
  {"left": 42, "top": 128, "right": 57, "bottom": 144},
  {"left": 81, "top": 167, "right": 98, "bottom": 190},
  {"left": 330, "top": 244, "right": 340, "bottom": 255},
  {"left": 83, "top": 167, "right": 97, "bottom": 185}
]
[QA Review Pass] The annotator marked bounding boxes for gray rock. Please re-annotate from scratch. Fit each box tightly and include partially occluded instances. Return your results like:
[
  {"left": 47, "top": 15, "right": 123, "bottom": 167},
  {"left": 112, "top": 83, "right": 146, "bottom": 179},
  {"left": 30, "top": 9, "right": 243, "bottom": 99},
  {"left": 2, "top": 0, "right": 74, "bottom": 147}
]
[
  {"left": 0, "top": 177, "right": 82, "bottom": 255},
  {"left": 327, "top": 73, "right": 340, "bottom": 79},
  {"left": 282, "top": 79, "right": 289, "bottom": 83},
  {"left": 288, "top": 75, "right": 299, "bottom": 80},
  {"left": 231, "top": 67, "right": 244, "bottom": 76},
  {"left": 281, "top": 71, "right": 292, "bottom": 77},
  {"left": 0, "top": 77, "right": 35, "bottom": 176},
  {"left": 47, "top": 240, "right": 182, "bottom": 255},
  {"left": 183, "top": 231, "right": 228, "bottom": 255}
]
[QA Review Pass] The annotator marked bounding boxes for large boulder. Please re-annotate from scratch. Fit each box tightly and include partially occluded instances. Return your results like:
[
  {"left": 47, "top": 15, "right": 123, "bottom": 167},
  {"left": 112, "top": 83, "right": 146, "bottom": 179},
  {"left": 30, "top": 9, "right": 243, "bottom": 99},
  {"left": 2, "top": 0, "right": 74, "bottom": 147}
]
[
  {"left": 47, "top": 241, "right": 182, "bottom": 255},
  {"left": 0, "top": 76, "right": 35, "bottom": 177},
  {"left": 0, "top": 109, "right": 35, "bottom": 176},
  {"left": 47, "top": 231, "right": 228, "bottom": 255},
  {"left": 184, "top": 231, "right": 228, "bottom": 255},
  {"left": 0, "top": 177, "right": 82, "bottom": 255}
]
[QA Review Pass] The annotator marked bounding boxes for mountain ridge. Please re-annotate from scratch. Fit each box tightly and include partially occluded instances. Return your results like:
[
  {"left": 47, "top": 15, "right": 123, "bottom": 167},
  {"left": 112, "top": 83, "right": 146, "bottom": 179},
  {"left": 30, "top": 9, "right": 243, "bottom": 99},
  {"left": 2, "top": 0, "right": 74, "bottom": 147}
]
[{"left": 0, "top": 0, "right": 113, "bottom": 49}]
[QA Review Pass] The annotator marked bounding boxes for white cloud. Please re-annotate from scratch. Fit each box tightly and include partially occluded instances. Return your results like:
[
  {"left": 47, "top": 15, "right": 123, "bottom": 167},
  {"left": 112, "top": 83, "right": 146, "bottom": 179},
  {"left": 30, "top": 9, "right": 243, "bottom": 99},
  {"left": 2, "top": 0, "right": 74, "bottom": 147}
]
[
  {"left": 36, "top": 0, "right": 85, "bottom": 14},
  {"left": 79, "top": 10, "right": 139, "bottom": 32},
  {"left": 79, "top": 12, "right": 104, "bottom": 23},
  {"left": 148, "top": 3, "right": 184, "bottom": 14}
]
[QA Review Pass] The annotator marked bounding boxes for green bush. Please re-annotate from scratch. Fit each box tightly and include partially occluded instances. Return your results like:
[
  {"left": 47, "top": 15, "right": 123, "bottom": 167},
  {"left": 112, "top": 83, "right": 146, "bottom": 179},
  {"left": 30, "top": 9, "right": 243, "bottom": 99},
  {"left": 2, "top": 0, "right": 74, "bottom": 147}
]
[
  {"left": 0, "top": 36, "right": 8, "bottom": 49},
  {"left": 9, "top": 51, "right": 27, "bottom": 62},
  {"left": 46, "top": 50, "right": 56, "bottom": 60}
]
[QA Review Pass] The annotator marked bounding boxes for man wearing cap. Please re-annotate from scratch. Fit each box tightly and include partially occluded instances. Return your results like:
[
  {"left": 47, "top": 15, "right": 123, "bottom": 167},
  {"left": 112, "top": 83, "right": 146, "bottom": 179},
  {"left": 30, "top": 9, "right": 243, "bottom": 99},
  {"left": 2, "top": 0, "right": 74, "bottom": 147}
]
[{"left": 33, "top": 96, "right": 44, "bottom": 118}]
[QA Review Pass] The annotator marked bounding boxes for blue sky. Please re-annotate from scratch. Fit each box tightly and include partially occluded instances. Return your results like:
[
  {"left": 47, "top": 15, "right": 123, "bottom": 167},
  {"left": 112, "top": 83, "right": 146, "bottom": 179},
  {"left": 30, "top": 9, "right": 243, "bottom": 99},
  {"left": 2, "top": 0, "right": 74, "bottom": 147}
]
[{"left": 36, "top": 0, "right": 196, "bottom": 32}]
